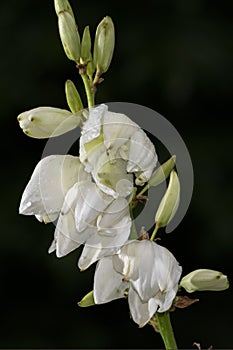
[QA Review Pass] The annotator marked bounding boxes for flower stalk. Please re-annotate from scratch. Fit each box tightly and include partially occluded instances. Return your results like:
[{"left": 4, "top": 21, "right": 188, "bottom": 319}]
[
  {"left": 79, "top": 71, "right": 95, "bottom": 108},
  {"left": 156, "top": 311, "right": 178, "bottom": 350}
]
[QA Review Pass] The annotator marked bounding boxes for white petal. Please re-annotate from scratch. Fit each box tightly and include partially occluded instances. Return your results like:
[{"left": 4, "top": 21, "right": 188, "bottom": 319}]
[
  {"left": 78, "top": 245, "right": 115, "bottom": 271},
  {"left": 81, "top": 104, "right": 106, "bottom": 144},
  {"left": 128, "top": 287, "right": 157, "bottom": 327},
  {"left": 92, "top": 154, "right": 133, "bottom": 198},
  {"left": 154, "top": 243, "right": 182, "bottom": 293},
  {"left": 55, "top": 233, "right": 81, "bottom": 258},
  {"left": 94, "top": 257, "right": 128, "bottom": 304},
  {"left": 19, "top": 155, "right": 82, "bottom": 221},
  {"left": 75, "top": 182, "right": 113, "bottom": 232},
  {"left": 127, "top": 129, "right": 157, "bottom": 185},
  {"left": 156, "top": 289, "right": 177, "bottom": 313},
  {"left": 49, "top": 183, "right": 96, "bottom": 258},
  {"left": 103, "top": 110, "right": 139, "bottom": 156},
  {"left": 97, "top": 197, "right": 131, "bottom": 236},
  {"left": 112, "top": 240, "right": 141, "bottom": 281},
  {"left": 79, "top": 104, "right": 106, "bottom": 165}
]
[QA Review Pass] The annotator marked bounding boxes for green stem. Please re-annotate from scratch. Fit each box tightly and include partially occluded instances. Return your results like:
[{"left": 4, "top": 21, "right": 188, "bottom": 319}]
[
  {"left": 137, "top": 183, "right": 149, "bottom": 197},
  {"left": 156, "top": 311, "right": 178, "bottom": 350},
  {"left": 80, "top": 73, "right": 95, "bottom": 108},
  {"left": 150, "top": 223, "right": 159, "bottom": 241}
]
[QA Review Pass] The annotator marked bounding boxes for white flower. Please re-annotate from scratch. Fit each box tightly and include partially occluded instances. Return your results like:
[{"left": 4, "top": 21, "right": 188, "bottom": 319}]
[
  {"left": 19, "top": 154, "right": 132, "bottom": 268},
  {"left": 94, "top": 240, "right": 182, "bottom": 327},
  {"left": 80, "top": 104, "right": 157, "bottom": 197}
]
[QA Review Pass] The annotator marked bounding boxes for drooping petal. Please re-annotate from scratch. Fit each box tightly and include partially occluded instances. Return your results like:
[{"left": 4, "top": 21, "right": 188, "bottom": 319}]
[
  {"left": 127, "top": 129, "right": 157, "bottom": 185},
  {"left": 78, "top": 198, "right": 131, "bottom": 270},
  {"left": 74, "top": 181, "right": 113, "bottom": 232},
  {"left": 49, "top": 231, "right": 81, "bottom": 258},
  {"left": 50, "top": 183, "right": 96, "bottom": 257},
  {"left": 94, "top": 257, "right": 128, "bottom": 304},
  {"left": 154, "top": 243, "right": 182, "bottom": 294},
  {"left": 103, "top": 110, "right": 139, "bottom": 157},
  {"left": 156, "top": 288, "right": 177, "bottom": 313},
  {"left": 79, "top": 104, "right": 106, "bottom": 166},
  {"left": 19, "top": 155, "right": 82, "bottom": 222},
  {"left": 128, "top": 286, "right": 158, "bottom": 327},
  {"left": 112, "top": 240, "right": 140, "bottom": 281}
]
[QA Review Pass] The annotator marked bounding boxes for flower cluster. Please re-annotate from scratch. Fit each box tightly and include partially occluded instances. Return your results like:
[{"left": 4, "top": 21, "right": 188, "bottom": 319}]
[
  {"left": 18, "top": 0, "right": 229, "bottom": 332},
  {"left": 19, "top": 103, "right": 158, "bottom": 271}
]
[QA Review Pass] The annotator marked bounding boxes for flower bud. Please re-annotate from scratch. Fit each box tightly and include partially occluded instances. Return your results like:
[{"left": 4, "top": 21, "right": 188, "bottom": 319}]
[
  {"left": 180, "top": 269, "right": 229, "bottom": 293},
  {"left": 54, "top": 0, "right": 74, "bottom": 17},
  {"left": 149, "top": 155, "right": 176, "bottom": 187},
  {"left": 78, "top": 290, "right": 95, "bottom": 307},
  {"left": 58, "top": 11, "right": 81, "bottom": 62},
  {"left": 80, "top": 26, "right": 92, "bottom": 64},
  {"left": 65, "top": 80, "right": 83, "bottom": 113},
  {"left": 17, "top": 107, "right": 81, "bottom": 138},
  {"left": 93, "top": 16, "right": 115, "bottom": 73},
  {"left": 155, "top": 170, "right": 180, "bottom": 227}
]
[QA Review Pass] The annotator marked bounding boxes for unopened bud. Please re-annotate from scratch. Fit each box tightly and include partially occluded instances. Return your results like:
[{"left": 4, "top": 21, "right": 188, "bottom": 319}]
[
  {"left": 54, "top": 0, "right": 74, "bottom": 17},
  {"left": 78, "top": 291, "right": 95, "bottom": 307},
  {"left": 93, "top": 16, "right": 115, "bottom": 73},
  {"left": 17, "top": 107, "right": 81, "bottom": 138},
  {"left": 65, "top": 80, "right": 83, "bottom": 113},
  {"left": 180, "top": 269, "right": 229, "bottom": 293},
  {"left": 149, "top": 155, "right": 176, "bottom": 187},
  {"left": 155, "top": 170, "right": 180, "bottom": 227},
  {"left": 80, "top": 26, "right": 92, "bottom": 64},
  {"left": 58, "top": 11, "right": 80, "bottom": 62}
]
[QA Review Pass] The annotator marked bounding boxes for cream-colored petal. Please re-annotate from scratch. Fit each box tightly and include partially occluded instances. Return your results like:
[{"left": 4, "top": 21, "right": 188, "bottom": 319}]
[
  {"left": 103, "top": 110, "right": 139, "bottom": 155},
  {"left": 74, "top": 182, "right": 113, "bottom": 232},
  {"left": 94, "top": 257, "right": 128, "bottom": 304},
  {"left": 78, "top": 244, "right": 115, "bottom": 271},
  {"left": 78, "top": 201, "right": 131, "bottom": 270},
  {"left": 127, "top": 129, "right": 157, "bottom": 185},
  {"left": 128, "top": 287, "right": 157, "bottom": 327},
  {"left": 79, "top": 104, "right": 106, "bottom": 164},
  {"left": 19, "top": 155, "right": 81, "bottom": 221}
]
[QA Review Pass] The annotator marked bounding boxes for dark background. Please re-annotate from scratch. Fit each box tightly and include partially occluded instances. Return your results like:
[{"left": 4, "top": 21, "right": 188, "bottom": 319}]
[{"left": 1, "top": 0, "right": 232, "bottom": 348}]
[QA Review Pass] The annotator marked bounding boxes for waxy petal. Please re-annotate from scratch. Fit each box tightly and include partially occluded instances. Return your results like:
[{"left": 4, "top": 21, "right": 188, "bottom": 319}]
[
  {"left": 94, "top": 257, "right": 128, "bottom": 304},
  {"left": 103, "top": 110, "right": 138, "bottom": 156},
  {"left": 78, "top": 198, "right": 131, "bottom": 270},
  {"left": 19, "top": 155, "right": 81, "bottom": 222},
  {"left": 127, "top": 129, "right": 157, "bottom": 185},
  {"left": 75, "top": 182, "right": 113, "bottom": 232},
  {"left": 128, "top": 287, "right": 158, "bottom": 327}
]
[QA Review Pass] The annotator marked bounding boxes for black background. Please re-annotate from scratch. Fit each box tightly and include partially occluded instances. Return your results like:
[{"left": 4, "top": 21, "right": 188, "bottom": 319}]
[{"left": 1, "top": 0, "right": 233, "bottom": 348}]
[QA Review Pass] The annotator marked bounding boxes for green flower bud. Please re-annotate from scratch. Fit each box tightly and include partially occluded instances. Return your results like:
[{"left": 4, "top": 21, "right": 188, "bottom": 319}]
[
  {"left": 155, "top": 170, "right": 180, "bottom": 227},
  {"left": 17, "top": 107, "right": 81, "bottom": 139},
  {"left": 149, "top": 155, "right": 176, "bottom": 187},
  {"left": 180, "top": 269, "right": 229, "bottom": 293},
  {"left": 54, "top": 0, "right": 74, "bottom": 17},
  {"left": 58, "top": 11, "right": 81, "bottom": 62},
  {"left": 65, "top": 80, "right": 83, "bottom": 113},
  {"left": 93, "top": 16, "right": 115, "bottom": 73},
  {"left": 80, "top": 26, "right": 92, "bottom": 64},
  {"left": 78, "top": 291, "right": 95, "bottom": 307}
]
